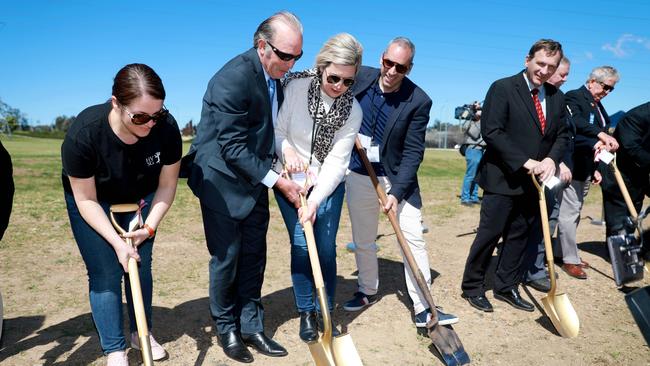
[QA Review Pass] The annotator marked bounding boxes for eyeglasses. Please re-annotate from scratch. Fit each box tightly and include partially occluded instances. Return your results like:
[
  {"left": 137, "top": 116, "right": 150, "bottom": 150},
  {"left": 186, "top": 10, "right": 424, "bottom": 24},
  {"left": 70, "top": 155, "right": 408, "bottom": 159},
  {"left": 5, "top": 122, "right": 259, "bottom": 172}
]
[
  {"left": 597, "top": 81, "right": 615, "bottom": 92},
  {"left": 123, "top": 105, "right": 169, "bottom": 125},
  {"left": 324, "top": 69, "right": 355, "bottom": 87},
  {"left": 382, "top": 58, "right": 409, "bottom": 74},
  {"left": 266, "top": 40, "right": 303, "bottom": 62}
]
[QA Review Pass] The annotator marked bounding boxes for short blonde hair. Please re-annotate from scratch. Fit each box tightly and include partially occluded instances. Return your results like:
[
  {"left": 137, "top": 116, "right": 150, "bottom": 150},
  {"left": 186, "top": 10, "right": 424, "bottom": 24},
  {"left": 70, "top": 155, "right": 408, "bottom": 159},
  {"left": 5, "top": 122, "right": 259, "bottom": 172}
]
[{"left": 315, "top": 33, "right": 363, "bottom": 74}]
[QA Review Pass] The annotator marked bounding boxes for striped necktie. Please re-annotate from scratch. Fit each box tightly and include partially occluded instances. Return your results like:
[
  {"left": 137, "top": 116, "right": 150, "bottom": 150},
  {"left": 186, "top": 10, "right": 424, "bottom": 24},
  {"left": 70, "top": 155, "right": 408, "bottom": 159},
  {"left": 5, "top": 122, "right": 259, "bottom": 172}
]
[{"left": 531, "top": 88, "right": 546, "bottom": 134}]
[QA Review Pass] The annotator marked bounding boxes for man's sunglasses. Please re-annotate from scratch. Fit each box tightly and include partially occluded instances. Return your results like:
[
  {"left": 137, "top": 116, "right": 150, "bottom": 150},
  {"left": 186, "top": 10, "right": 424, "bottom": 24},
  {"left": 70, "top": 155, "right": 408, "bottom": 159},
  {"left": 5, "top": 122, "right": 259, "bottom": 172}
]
[
  {"left": 597, "top": 81, "right": 615, "bottom": 92},
  {"left": 123, "top": 105, "right": 169, "bottom": 125},
  {"left": 382, "top": 58, "right": 409, "bottom": 74},
  {"left": 267, "top": 40, "right": 303, "bottom": 62},
  {"left": 325, "top": 71, "right": 355, "bottom": 87}
]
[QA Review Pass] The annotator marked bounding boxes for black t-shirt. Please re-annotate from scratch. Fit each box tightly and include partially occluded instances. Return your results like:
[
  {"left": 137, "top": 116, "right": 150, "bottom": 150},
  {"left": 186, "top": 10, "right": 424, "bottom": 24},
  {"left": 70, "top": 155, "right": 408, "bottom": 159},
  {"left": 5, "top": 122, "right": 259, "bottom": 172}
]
[{"left": 61, "top": 102, "right": 182, "bottom": 204}]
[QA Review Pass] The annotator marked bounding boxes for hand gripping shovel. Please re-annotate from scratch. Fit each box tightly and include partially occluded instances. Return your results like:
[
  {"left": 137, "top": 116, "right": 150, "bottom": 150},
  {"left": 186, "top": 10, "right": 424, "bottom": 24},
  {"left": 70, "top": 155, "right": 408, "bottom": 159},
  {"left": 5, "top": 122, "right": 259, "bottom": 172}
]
[
  {"left": 109, "top": 203, "right": 154, "bottom": 366},
  {"left": 531, "top": 175, "right": 580, "bottom": 338},
  {"left": 298, "top": 192, "right": 363, "bottom": 366},
  {"left": 353, "top": 138, "right": 470, "bottom": 366}
]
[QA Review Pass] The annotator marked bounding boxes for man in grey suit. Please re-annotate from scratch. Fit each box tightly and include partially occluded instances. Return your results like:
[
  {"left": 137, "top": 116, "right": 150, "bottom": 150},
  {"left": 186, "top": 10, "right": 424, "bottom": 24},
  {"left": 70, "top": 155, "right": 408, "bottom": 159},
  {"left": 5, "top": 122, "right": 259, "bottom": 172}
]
[{"left": 187, "top": 11, "right": 304, "bottom": 363}]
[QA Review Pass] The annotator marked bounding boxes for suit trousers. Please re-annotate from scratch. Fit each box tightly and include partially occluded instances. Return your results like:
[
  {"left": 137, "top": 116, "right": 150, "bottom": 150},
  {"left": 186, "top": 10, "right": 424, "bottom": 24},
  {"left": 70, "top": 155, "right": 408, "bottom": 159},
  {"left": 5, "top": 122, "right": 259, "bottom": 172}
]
[
  {"left": 345, "top": 171, "right": 431, "bottom": 314},
  {"left": 200, "top": 192, "right": 269, "bottom": 335},
  {"left": 462, "top": 191, "right": 541, "bottom": 296},
  {"left": 557, "top": 179, "right": 591, "bottom": 265},
  {"left": 525, "top": 184, "right": 564, "bottom": 281}
]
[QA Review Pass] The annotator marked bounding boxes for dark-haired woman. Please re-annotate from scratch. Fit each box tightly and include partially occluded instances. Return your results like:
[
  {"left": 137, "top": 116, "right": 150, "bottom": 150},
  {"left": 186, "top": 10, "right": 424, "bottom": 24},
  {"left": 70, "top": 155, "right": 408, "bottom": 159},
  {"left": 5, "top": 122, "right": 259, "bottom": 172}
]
[{"left": 61, "top": 63, "right": 181, "bottom": 365}]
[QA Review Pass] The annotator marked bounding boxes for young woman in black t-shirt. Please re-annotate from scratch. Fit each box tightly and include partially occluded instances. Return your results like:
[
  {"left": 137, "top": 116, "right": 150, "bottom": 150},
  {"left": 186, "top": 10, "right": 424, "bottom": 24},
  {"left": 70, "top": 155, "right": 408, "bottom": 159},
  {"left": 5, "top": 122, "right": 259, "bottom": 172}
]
[{"left": 61, "top": 63, "right": 181, "bottom": 365}]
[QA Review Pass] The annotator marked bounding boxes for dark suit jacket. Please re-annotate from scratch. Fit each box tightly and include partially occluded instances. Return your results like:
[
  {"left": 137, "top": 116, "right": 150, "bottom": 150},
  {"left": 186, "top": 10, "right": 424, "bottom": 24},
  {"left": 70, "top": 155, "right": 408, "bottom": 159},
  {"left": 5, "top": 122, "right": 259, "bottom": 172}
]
[
  {"left": 566, "top": 85, "right": 611, "bottom": 181},
  {"left": 478, "top": 71, "right": 570, "bottom": 195},
  {"left": 351, "top": 66, "right": 432, "bottom": 208},
  {"left": 613, "top": 102, "right": 650, "bottom": 189},
  {"left": 0, "top": 140, "right": 13, "bottom": 240},
  {"left": 187, "top": 48, "right": 283, "bottom": 220}
]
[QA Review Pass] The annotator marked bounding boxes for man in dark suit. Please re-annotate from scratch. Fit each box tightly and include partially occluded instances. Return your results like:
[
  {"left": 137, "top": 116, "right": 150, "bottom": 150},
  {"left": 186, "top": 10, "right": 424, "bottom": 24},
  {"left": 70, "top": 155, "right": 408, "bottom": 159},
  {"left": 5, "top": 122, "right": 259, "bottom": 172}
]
[
  {"left": 343, "top": 37, "right": 458, "bottom": 327},
  {"left": 601, "top": 102, "right": 650, "bottom": 252},
  {"left": 556, "top": 66, "right": 619, "bottom": 280},
  {"left": 524, "top": 57, "right": 573, "bottom": 292},
  {"left": 0, "top": 139, "right": 13, "bottom": 241},
  {"left": 187, "top": 11, "right": 304, "bottom": 363},
  {"left": 461, "top": 39, "right": 570, "bottom": 313}
]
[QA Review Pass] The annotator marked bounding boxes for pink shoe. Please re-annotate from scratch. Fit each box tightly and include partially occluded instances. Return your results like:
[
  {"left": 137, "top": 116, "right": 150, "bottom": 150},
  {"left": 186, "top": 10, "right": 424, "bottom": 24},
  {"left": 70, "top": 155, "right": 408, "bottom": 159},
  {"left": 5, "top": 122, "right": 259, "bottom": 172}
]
[
  {"left": 131, "top": 332, "right": 168, "bottom": 361},
  {"left": 106, "top": 350, "right": 128, "bottom": 366}
]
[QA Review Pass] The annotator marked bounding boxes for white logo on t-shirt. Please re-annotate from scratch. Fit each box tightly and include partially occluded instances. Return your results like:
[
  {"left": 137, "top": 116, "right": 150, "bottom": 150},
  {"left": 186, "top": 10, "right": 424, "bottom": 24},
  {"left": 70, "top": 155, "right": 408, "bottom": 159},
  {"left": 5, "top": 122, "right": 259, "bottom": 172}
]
[{"left": 145, "top": 152, "right": 161, "bottom": 167}]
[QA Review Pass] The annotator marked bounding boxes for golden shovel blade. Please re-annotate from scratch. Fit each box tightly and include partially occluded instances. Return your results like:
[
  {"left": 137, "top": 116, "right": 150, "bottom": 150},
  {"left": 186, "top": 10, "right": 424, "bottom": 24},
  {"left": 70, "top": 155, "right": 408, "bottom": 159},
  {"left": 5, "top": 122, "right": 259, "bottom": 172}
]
[
  {"left": 307, "top": 333, "right": 363, "bottom": 366},
  {"left": 308, "top": 340, "right": 336, "bottom": 366},
  {"left": 331, "top": 334, "right": 363, "bottom": 366},
  {"left": 541, "top": 292, "right": 580, "bottom": 338}
]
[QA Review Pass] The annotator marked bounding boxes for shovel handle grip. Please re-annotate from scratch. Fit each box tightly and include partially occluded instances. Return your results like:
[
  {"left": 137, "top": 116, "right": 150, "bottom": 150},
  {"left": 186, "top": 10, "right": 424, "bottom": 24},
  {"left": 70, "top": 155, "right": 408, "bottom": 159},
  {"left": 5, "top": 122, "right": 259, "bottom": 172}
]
[
  {"left": 353, "top": 138, "right": 439, "bottom": 320},
  {"left": 530, "top": 175, "right": 558, "bottom": 295}
]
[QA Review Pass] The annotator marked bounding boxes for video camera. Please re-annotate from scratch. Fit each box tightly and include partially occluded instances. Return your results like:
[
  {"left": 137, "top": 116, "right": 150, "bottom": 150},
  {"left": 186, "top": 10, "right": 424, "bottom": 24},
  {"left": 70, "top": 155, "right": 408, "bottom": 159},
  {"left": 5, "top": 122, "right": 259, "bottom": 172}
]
[
  {"left": 607, "top": 207, "right": 649, "bottom": 286},
  {"left": 454, "top": 101, "right": 482, "bottom": 121}
]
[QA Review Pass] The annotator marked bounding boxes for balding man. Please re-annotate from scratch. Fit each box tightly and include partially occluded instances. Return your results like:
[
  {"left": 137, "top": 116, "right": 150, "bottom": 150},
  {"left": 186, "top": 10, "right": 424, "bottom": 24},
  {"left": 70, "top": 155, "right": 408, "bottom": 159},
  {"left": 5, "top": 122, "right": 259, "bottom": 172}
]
[{"left": 187, "top": 11, "right": 304, "bottom": 363}]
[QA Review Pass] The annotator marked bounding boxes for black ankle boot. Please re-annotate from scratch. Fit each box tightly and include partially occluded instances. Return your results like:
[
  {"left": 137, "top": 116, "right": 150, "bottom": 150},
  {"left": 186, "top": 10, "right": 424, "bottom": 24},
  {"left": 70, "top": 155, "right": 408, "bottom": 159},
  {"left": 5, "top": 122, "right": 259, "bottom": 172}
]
[
  {"left": 317, "top": 313, "right": 340, "bottom": 337},
  {"left": 299, "top": 311, "right": 318, "bottom": 342}
]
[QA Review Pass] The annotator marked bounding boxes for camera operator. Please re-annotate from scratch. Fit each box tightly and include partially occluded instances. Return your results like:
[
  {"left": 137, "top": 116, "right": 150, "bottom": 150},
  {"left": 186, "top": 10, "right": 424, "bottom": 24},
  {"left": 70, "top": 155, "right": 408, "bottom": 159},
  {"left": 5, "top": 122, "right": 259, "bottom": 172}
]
[{"left": 460, "top": 102, "right": 485, "bottom": 206}]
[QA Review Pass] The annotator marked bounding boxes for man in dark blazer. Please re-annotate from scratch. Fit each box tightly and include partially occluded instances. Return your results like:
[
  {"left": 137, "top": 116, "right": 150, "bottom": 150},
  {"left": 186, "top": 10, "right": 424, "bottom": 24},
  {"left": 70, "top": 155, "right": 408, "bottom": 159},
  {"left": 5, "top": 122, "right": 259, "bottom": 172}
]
[
  {"left": 524, "top": 56, "right": 573, "bottom": 292},
  {"left": 601, "top": 102, "right": 650, "bottom": 255},
  {"left": 343, "top": 37, "right": 458, "bottom": 327},
  {"left": 461, "top": 39, "right": 570, "bottom": 313},
  {"left": 556, "top": 66, "right": 619, "bottom": 279},
  {"left": 0, "top": 139, "right": 13, "bottom": 241},
  {"left": 186, "top": 11, "right": 304, "bottom": 363}
]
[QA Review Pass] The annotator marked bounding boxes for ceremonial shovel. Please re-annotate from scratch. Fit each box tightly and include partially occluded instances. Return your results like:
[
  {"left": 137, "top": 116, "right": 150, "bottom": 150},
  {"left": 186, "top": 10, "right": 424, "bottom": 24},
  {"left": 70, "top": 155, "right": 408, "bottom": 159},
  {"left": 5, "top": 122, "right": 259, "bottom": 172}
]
[
  {"left": 531, "top": 175, "right": 580, "bottom": 338},
  {"left": 109, "top": 203, "right": 154, "bottom": 366},
  {"left": 354, "top": 138, "right": 470, "bottom": 366},
  {"left": 286, "top": 166, "right": 363, "bottom": 366}
]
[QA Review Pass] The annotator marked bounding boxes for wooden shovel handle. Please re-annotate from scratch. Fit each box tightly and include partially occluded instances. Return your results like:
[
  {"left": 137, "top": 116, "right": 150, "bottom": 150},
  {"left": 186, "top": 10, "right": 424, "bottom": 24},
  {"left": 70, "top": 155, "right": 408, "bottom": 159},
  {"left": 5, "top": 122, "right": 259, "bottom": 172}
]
[
  {"left": 353, "top": 138, "right": 439, "bottom": 322},
  {"left": 611, "top": 158, "right": 638, "bottom": 218}
]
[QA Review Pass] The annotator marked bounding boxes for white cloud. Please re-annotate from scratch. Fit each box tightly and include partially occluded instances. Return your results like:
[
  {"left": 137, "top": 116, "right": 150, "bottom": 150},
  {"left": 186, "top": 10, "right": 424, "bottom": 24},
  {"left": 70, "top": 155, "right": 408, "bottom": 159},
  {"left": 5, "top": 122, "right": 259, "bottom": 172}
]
[
  {"left": 585, "top": 51, "right": 593, "bottom": 60},
  {"left": 602, "top": 34, "right": 650, "bottom": 58}
]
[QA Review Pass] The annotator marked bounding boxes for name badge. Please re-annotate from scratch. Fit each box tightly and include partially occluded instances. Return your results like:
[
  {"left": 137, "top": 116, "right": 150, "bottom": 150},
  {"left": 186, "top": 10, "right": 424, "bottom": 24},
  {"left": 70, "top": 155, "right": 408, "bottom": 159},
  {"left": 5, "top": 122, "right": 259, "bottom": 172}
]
[
  {"left": 589, "top": 113, "right": 595, "bottom": 125},
  {"left": 358, "top": 134, "right": 372, "bottom": 149},
  {"left": 368, "top": 145, "right": 381, "bottom": 163}
]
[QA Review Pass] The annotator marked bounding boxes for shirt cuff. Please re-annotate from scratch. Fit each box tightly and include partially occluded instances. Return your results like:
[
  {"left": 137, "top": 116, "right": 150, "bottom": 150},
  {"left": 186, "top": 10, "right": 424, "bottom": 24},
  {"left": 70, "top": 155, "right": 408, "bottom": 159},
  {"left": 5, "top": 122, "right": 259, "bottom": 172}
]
[{"left": 261, "top": 169, "right": 280, "bottom": 188}]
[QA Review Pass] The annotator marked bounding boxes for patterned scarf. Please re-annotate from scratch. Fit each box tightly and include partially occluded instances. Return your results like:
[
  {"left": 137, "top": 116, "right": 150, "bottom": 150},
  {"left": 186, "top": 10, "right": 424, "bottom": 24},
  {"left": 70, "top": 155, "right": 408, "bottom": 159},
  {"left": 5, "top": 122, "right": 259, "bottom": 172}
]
[{"left": 283, "top": 68, "right": 354, "bottom": 163}]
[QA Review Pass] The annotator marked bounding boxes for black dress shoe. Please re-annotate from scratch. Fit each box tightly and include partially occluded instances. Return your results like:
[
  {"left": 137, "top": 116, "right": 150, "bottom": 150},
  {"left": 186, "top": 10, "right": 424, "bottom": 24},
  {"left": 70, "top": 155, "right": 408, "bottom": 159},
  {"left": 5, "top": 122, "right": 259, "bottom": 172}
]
[
  {"left": 461, "top": 293, "right": 493, "bottom": 312},
  {"left": 299, "top": 311, "right": 318, "bottom": 342},
  {"left": 494, "top": 288, "right": 535, "bottom": 312},
  {"left": 526, "top": 277, "right": 551, "bottom": 292},
  {"left": 219, "top": 330, "right": 253, "bottom": 363},
  {"left": 241, "top": 332, "right": 288, "bottom": 357}
]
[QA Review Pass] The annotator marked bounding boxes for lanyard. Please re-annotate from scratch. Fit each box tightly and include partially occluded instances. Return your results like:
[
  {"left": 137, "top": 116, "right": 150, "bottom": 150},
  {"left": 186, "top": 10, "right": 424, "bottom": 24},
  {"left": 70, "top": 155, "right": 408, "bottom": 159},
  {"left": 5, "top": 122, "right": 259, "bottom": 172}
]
[{"left": 368, "top": 83, "right": 387, "bottom": 142}]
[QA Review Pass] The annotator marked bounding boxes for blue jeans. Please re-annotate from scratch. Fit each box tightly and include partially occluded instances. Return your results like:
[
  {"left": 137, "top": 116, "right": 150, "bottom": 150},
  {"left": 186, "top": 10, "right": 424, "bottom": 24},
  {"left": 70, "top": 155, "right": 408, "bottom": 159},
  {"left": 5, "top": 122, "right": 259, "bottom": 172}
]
[
  {"left": 65, "top": 191, "right": 155, "bottom": 354},
  {"left": 460, "top": 147, "right": 483, "bottom": 202},
  {"left": 274, "top": 183, "right": 344, "bottom": 313}
]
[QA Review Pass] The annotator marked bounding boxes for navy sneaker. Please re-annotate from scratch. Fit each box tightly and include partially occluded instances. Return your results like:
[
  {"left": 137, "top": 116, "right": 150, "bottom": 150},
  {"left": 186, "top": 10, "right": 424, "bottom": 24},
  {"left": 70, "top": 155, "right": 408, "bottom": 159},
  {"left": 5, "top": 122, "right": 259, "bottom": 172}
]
[
  {"left": 415, "top": 307, "right": 459, "bottom": 327},
  {"left": 342, "top": 292, "right": 378, "bottom": 311}
]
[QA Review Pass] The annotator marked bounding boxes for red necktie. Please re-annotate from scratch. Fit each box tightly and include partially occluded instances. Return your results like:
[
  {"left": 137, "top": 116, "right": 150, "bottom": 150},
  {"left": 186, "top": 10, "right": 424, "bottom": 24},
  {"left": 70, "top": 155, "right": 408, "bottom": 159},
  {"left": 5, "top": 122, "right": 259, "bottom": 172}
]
[{"left": 531, "top": 88, "right": 546, "bottom": 134}]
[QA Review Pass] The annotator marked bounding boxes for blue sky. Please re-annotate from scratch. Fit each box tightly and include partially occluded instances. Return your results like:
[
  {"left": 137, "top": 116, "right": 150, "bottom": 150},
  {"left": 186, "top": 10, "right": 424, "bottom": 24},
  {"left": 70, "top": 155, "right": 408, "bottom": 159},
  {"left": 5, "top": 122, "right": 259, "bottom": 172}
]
[{"left": 1, "top": 0, "right": 649, "bottom": 127}]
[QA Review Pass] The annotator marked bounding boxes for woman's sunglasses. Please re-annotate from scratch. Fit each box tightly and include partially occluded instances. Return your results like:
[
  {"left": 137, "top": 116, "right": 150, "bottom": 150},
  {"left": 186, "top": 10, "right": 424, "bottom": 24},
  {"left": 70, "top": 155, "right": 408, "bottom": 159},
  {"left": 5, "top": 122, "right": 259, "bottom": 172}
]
[
  {"left": 123, "top": 105, "right": 169, "bottom": 125},
  {"left": 267, "top": 41, "right": 303, "bottom": 62},
  {"left": 325, "top": 70, "right": 355, "bottom": 87},
  {"left": 382, "top": 58, "right": 409, "bottom": 74}
]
